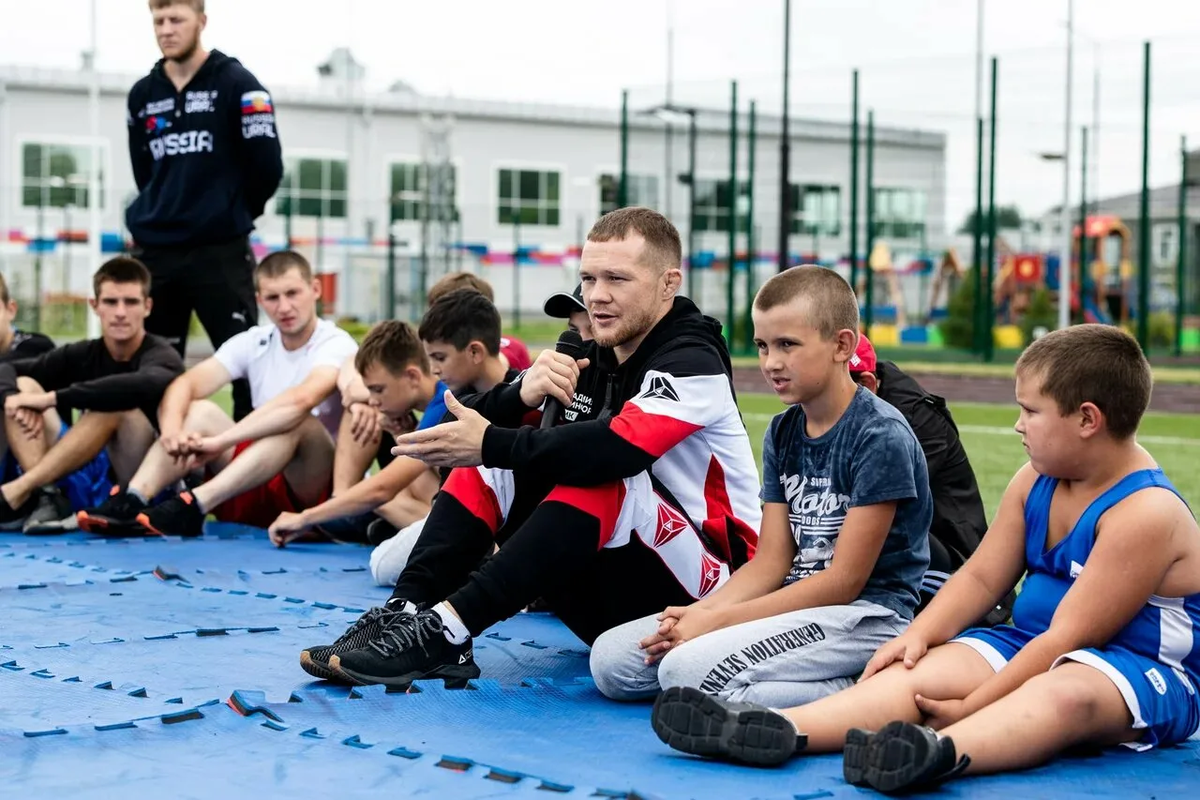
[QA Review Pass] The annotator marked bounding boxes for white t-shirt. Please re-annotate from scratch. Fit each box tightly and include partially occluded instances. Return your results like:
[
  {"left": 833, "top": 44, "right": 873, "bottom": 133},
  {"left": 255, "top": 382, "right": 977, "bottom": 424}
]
[{"left": 213, "top": 319, "right": 358, "bottom": 436}]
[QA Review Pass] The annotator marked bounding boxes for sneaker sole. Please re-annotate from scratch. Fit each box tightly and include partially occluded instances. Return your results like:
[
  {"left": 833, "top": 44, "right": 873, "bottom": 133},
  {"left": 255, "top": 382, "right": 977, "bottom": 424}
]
[
  {"left": 650, "top": 686, "right": 801, "bottom": 767},
  {"left": 299, "top": 650, "right": 347, "bottom": 683},
  {"left": 842, "top": 728, "right": 875, "bottom": 786},
  {"left": 328, "top": 655, "right": 480, "bottom": 689},
  {"left": 862, "top": 721, "right": 938, "bottom": 794},
  {"left": 77, "top": 512, "right": 146, "bottom": 536}
]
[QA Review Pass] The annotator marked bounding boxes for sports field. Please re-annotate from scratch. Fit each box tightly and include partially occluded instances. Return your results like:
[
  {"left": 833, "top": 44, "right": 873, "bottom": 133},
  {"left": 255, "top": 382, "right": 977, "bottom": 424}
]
[{"left": 739, "top": 393, "right": 1200, "bottom": 516}]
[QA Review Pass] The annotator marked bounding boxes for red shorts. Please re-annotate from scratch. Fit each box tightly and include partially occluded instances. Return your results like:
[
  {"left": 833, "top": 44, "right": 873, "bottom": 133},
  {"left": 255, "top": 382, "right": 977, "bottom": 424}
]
[{"left": 210, "top": 440, "right": 331, "bottom": 529}]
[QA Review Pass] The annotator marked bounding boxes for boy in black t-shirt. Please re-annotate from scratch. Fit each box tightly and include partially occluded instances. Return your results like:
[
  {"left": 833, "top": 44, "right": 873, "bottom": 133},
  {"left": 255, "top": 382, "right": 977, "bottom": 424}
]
[{"left": 0, "top": 259, "right": 183, "bottom": 533}]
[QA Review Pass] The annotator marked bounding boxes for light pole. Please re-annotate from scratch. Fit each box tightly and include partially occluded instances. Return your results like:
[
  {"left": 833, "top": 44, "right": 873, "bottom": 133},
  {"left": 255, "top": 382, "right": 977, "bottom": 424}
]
[
  {"left": 86, "top": 0, "right": 102, "bottom": 339},
  {"left": 641, "top": 103, "right": 699, "bottom": 298},
  {"left": 1057, "top": 0, "right": 1075, "bottom": 330},
  {"left": 778, "top": 0, "right": 791, "bottom": 273}
]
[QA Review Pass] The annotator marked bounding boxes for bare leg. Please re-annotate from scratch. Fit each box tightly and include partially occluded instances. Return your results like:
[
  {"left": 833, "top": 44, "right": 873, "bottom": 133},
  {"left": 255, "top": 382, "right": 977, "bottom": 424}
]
[
  {"left": 105, "top": 411, "right": 159, "bottom": 486},
  {"left": 191, "top": 417, "right": 333, "bottom": 512},
  {"left": 127, "top": 400, "right": 234, "bottom": 499},
  {"left": 2, "top": 409, "right": 119, "bottom": 509},
  {"left": 374, "top": 469, "right": 439, "bottom": 529},
  {"left": 331, "top": 409, "right": 379, "bottom": 495},
  {"left": 780, "top": 643, "right": 996, "bottom": 753},
  {"left": 941, "top": 662, "right": 1138, "bottom": 775}
]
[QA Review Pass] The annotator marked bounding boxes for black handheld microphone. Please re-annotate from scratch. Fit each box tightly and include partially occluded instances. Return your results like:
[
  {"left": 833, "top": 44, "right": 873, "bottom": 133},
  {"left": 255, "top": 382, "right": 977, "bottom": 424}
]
[{"left": 539, "top": 329, "right": 585, "bottom": 429}]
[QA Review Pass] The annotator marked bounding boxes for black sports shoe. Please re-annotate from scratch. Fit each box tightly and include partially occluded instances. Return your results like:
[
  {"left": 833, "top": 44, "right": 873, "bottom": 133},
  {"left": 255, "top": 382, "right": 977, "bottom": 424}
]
[
  {"left": 23, "top": 486, "right": 73, "bottom": 535},
  {"left": 841, "top": 727, "right": 877, "bottom": 786},
  {"left": 365, "top": 518, "right": 399, "bottom": 546},
  {"left": 77, "top": 486, "right": 147, "bottom": 535},
  {"left": 0, "top": 490, "right": 37, "bottom": 531},
  {"left": 854, "top": 721, "right": 971, "bottom": 794},
  {"left": 650, "top": 686, "right": 805, "bottom": 767},
  {"left": 135, "top": 491, "right": 205, "bottom": 537},
  {"left": 300, "top": 604, "right": 412, "bottom": 682},
  {"left": 329, "top": 608, "right": 480, "bottom": 689}
]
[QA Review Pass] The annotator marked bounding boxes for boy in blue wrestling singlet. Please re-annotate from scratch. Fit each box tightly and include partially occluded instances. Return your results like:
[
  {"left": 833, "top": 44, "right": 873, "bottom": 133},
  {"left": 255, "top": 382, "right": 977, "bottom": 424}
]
[{"left": 650, "top": 323, "right": 1200, "bottom": 795}]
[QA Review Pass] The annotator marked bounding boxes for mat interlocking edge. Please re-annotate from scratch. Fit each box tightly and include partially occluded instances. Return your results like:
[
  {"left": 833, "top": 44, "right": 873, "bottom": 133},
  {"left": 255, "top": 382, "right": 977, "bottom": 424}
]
[{"left": 2, "top": 524, "right": 1197, "bottom": 799}]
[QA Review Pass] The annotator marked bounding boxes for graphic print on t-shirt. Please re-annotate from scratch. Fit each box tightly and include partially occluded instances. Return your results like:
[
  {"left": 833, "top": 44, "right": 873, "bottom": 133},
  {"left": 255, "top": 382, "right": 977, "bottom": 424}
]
[{"left": 779, "top": 471, "right": 851, "bottom": 584}]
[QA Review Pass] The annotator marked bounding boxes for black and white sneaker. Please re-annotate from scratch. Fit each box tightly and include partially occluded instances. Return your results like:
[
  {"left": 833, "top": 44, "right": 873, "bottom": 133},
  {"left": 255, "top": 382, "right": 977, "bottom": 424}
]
[
  {"left": 77, "top": 487, "right": 147, "bottom": 536},
  {"left": 329, "top": 608, "right": 479, "bottom": 689},
  {"left": 852, "top": 721, "right": 971, "bottom": 794},
  {"left": 300, "top": 603, "right": 413, "bottom": 682},
  {"left": 650, "top": 686, "right": 805, "bottom": 767},
  {"left": 135, "top": 491, "right": 204, "bottom": 537},
  {"left": 22, "top": 486, "right": 74, "bottom": 535}
]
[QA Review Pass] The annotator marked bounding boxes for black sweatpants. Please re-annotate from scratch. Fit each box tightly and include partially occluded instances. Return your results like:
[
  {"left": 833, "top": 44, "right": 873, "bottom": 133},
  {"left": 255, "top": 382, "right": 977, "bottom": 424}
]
[
  {"left": 132, "top": 236, "right": 257, "bottom": 420},
  {"left": 392, "top": 467, "right": 709, "bottom": 646}
]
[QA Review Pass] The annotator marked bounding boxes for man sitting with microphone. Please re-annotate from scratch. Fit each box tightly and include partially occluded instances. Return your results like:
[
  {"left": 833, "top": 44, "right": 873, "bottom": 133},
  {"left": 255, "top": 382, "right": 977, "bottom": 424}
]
[{"left": 298, "top": 207, "right": 762, "bottom": 688}]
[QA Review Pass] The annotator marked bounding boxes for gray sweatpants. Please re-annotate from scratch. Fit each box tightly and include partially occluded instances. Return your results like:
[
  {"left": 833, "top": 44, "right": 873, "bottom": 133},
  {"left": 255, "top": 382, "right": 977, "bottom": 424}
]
[{"left": 589, "top": 599, "right": 908, "bottom": 708}]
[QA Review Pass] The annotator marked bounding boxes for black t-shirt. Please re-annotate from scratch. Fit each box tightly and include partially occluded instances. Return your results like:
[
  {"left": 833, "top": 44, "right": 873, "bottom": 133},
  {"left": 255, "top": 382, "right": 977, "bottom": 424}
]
[
  {"left": 874, "top": 360, "right": 988, "bottom": 567},
  {"left": 0, "top": 333, "right": 185, "bottom": 427}
]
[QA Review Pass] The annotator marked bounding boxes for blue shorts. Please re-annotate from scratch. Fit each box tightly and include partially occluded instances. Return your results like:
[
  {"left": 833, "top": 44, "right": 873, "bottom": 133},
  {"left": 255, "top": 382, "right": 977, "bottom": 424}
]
[
  {"left": 955, "top": 625, "right": 1200, "bottom": 749},
  {"left": 2, "top": 420, "right": 115, "bottom": 511}
]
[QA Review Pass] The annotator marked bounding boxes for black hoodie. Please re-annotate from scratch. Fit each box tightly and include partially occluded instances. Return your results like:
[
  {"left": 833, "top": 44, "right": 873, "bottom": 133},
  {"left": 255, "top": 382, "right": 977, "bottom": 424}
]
[
  {"left": 125, "top": 50, "right": 283, "bottom": 248},
  {"left": 463, "top": 296, "right": 762, "bottom": 567}
]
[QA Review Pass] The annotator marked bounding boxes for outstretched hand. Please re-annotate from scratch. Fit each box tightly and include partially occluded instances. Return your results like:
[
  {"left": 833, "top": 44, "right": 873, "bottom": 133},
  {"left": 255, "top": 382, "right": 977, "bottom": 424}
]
[{"left": 389, "top": 391, "right": 490, "bottom": 468}]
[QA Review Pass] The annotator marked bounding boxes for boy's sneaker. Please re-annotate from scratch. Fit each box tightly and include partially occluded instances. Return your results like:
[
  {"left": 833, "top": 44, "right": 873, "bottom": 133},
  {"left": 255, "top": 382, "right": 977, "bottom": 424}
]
[
  {"left": 855, "top": 721, "right": 970, "bottom": 794},
  {"left": 0, "top": 490, "right": 37, "bottom": 531},
  {"left": 77, "top": 487, "right": 147, "bottom": 535},
  {"left": 135, "top": 491, "right": 205, "bottom": 537},
  {"left": 328, "top": 608, "right": 479, "bottom": 689},
  {"left": 365, "top": 518, "right": 399, "bottom": 546},
  {"left": 650, "top": 686, "right": 805, "bottom": 767},
  {"left": 22, "top": 487, "right": 74, "bottom": 535},
  {"left": 300, "top": 602, "right": 413, "bottom": 682}
]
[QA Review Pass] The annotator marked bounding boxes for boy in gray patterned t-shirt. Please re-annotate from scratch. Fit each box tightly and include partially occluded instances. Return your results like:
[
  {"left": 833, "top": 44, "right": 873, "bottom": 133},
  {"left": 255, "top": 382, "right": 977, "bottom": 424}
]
[{"left": 590, "top": 265, "right": 932, "bottom": 709}]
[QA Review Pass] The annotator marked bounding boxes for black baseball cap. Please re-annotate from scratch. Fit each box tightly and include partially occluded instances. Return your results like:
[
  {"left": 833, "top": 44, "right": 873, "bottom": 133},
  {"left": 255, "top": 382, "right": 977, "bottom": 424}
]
[{"left": 543, "top": 283, "right": 585, "bottom": 318}]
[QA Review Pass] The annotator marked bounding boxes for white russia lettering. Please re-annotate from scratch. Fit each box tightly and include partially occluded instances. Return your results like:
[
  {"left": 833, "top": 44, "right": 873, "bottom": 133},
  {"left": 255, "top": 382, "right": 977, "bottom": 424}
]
[{"left": 149, "top": 130, "right": 214, "bottom": 160}]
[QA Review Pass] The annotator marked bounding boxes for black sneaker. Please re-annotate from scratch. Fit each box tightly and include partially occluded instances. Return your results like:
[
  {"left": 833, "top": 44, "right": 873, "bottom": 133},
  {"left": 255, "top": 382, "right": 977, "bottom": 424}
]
[
  {"left": 841, "top": 727, "right": 877, "bottom": 786},
  {"left": 855, "top": 722, "right": 971, "bottom": 794},
  {"left": 22, "top": 486, "right": 74, "bottom": 535},
  {"left": 0, "top": 490, "right": 37, "bottom": 531},
  {"left": 650, "top": 686, "right": 805, "bottom": 767},
  {"left": 329, "top": 608, "right": 480, "bottom": 689},
  {"left": 300, "top": 604, "right": 413, "bottom": 682},
  {"left": 135, "top": 491, "right": 205, "bottom": 537},
  {"left": 365, "top": 518, "right": 399, "bottom": 546},
  {"left": 77, "top": 486, "right": 147, "bottom": 535}
]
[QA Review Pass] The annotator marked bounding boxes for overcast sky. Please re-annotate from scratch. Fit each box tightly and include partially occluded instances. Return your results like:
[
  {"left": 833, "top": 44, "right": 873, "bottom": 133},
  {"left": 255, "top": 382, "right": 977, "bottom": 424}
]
[{"left": 3, "top": 0, "right": 1199, "bottom": 229}]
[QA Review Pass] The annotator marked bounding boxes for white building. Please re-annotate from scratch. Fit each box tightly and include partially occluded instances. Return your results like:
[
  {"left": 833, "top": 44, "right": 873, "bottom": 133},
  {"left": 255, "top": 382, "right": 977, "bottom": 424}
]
[{"left": 0, "top": 55, "right": 947, "bottom": 325}]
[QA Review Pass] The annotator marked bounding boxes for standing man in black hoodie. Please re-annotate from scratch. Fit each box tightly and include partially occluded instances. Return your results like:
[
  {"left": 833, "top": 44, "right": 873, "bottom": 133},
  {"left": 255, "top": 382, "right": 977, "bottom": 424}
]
[
  {"left": 126, "top": 0, "right": 283, "bottom": 421},
  {"left": 297, "top": 207, "right": 764, "bottom": 688}
]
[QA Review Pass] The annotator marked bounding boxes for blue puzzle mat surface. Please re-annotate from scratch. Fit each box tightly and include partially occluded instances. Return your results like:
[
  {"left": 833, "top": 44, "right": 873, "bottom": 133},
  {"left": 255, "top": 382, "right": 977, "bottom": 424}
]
[{"left": 2, "top": 523, "right": 1197, "bottom": 799}]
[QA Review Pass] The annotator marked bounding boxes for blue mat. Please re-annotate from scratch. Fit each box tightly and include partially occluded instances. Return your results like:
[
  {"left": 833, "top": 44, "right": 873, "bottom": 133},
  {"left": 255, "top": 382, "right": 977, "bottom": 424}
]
[{"left": 1, "top": 523, "right": 1197, "bottom": 799}]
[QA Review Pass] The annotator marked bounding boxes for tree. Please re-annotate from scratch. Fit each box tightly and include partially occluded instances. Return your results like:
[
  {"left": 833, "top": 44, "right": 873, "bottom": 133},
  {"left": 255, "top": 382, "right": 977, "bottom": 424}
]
[{"left": 957, "top": 205, "right": 1023, "bottom": 234}]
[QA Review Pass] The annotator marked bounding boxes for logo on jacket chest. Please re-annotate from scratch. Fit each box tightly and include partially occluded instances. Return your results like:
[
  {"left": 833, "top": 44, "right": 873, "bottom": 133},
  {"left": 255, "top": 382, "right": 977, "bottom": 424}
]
[{"left": 185, "top": 90, "right": 217, "bottom": 113}]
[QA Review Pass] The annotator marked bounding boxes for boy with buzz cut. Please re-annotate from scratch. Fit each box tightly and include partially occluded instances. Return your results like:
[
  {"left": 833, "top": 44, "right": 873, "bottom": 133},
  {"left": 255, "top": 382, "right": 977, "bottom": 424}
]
[
  {"left": 267, "top": 320, "right": 448, "bottom": 548},
  {"left": 650, "top": 324, "right": 1200, "bottom": 796},
  {"left": 77, "top": 250, "right": 358, "bottom": 537},
  {"left": 590, "top": 265, "right": 932, "bottom": 708}
]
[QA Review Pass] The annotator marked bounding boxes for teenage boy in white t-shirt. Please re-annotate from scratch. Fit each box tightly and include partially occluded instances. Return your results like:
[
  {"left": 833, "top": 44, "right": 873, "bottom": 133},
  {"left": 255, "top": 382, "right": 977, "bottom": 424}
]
[{"left": 77, "top": 250, "right": 358, "bottom": 537}]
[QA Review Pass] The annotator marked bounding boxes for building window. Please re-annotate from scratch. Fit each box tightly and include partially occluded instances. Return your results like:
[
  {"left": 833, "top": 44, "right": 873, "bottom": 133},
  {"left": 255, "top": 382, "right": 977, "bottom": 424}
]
[
  {"left": 21, "top": 142, "right": 104, "bottom": 209},
  {"left": 598, "top": 173, "right": 660, "bottom": 215},
  {"left": 389, "top": 162, "right": 458, "bottom": 223},
  {"left": 275, "top": 156, "right": 347, "bottom": 218},
  {"left": 872, "top": 188, "right": 927, "bottom": 239},
  {"left": 694, "top": 178, "right": 750, "bottom": 233},
  {"left": 498, "top": 168, "right": 560, "bottom": 226},
  {"left": 789, "top": 184, "right": 840, "bottom": 236}
]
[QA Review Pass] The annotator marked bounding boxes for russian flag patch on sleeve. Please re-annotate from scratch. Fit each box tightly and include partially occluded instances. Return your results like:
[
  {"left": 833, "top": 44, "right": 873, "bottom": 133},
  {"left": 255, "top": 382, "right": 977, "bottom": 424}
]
[{"left": 241, "top": 90, "right": 273, "bottom": 115}]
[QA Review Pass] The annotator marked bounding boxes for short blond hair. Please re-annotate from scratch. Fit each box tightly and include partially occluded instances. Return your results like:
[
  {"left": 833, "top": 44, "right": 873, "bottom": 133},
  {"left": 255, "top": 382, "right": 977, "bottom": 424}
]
[
  {"left": 753, "top": 265, "right": 859, "bottom": 340},
  {"left": 149, "top": 0, "right": 205, "bottom": 12}
]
